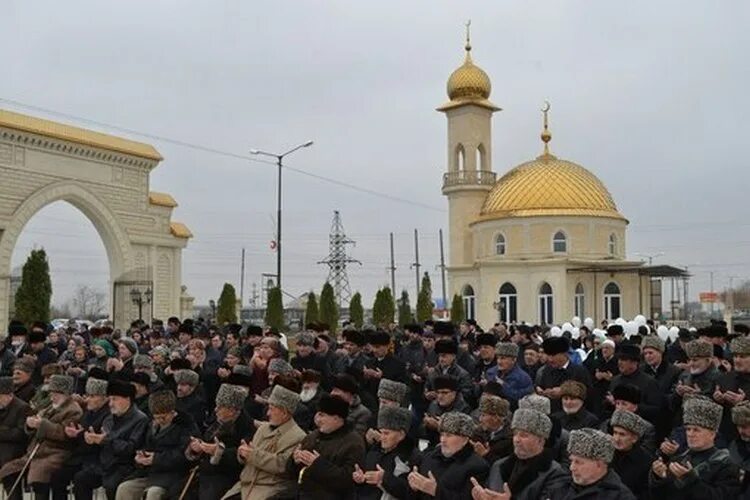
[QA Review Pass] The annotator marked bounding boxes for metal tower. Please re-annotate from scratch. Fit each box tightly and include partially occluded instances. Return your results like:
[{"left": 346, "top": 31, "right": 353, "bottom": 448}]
[{"left": 318, "top": 211, "right": 361, "bottom": 306}]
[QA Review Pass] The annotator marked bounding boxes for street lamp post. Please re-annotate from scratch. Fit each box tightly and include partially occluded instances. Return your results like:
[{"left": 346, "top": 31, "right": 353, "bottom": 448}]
[
  {"left": 130, "top": 287, "right": 152, "bottom": 321},
  {"left": 250, "top": 140, "right": 314, "bottom": 292}
]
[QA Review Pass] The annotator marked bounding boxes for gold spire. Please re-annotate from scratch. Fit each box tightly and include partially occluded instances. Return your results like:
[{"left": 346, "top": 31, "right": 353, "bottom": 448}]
[
  {"left": 541, "top": 100, "right": 553, "bottom": 157},
  {"left": 464, "top": 20, "right": 472, "bottom": 56}
]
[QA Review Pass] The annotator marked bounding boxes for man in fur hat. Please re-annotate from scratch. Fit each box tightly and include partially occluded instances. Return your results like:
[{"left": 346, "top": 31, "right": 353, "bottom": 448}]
[
  {"left": 291, "top": 332, "right": 329, "bottom": 378},
  {"left": 50, "top": 376, "right": 111, "bottom": 498},
  {"left": 728, "top": 401, "right": 750, "bottom": 498},
  {"left": 434, "top": 321, "right": 476, "bottom": 374},
  {"left": 548, "top": 428, "right": 635, "bottom": 500},
  {"left": 425, "top": 338, "right": 473, "bottom": 404},
  {"left": 298, "top": 369, "right": 325, "bottom": 431},
  {"left": 365, "top": 378, "right": 410, "bottom": 445},
  {"left": 474, "top": 332, "right": 499, "bottom": 382},
  {"left": 668, "top": 340, "right": 722, "bottom": 422},
  {"left": 12, "top": 357, "right": 36, "bottom": 403},
  {"left": 286, "top": 393, "right": 365, "bottom": 500},
  {"left": 27, "top": 328, "right": 58, "bottom": 387},
  {"left": 421, "top": 374, "right": 471, "bottom": 446},
  {"left": 0, "top": 376, "right": 29, "bottom": 469},
  {"left": 641, "top": 335, "right": 681, "bottom": 441},
  {"left": 354, "top": 405, "right": 419, "bottom": 500},
  {"left": 338, "top": 329, "right": 369, "bottom": 384},
  {"left": 471, "top": 394, "right": 513, "bottom": 465},
  {"left": 535, "top": 336, "right": 592, "bottom": 414},
  {"left": 0, "top": 374, "right": 82, "bottom": 500},
  {"left": 330, "top": 373, "right": 372, "bottom": 436},
  {"left": 649, "top": 397, "right": 740, "bottom": 499},
  {"left": 174, "top": 369, "right": 208, "bottom": 430},
  {"left": 715, "top": 335, "right": 750, "bottom": 441},
  {"left": 0, "top": 328, "right": 17, "bottom": 377},
  {"left": 609, "top": 409, "right": 651, "bottom": 498},
  {"left": 600, "top": 384, "right": 657, "bottom": 456},
  {"left": 472, "top": 408, "right": 566, "bottom": 500},
  {"left": 607, "top": 343, "right": 661, "bottom": 425},
  {"left": 185, "top": 383, "right": 253, "bottom": 500},
  {"left": 409, "top": 411, "right": 488, "bottom": 499},
  {"left": 553, "top": 380, "right": 599, "bottom": 431},
  {"left": 362, "top": 329, "right": 407, "bottom": 413},
  {"left": 486, "top": 342, "right": 534, "bottom": 408}
]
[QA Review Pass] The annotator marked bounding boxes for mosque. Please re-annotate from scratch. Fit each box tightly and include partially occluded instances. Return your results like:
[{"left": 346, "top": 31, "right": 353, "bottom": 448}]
[{"left": 440, "top": 27, "right": 688, "bottom": 328}]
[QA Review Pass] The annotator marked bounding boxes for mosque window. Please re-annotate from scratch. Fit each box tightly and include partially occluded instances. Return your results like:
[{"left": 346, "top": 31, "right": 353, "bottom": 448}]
[
  {"left": 574, "top": 283, "right": 585, "bottom": 318},
  {"left": 497, "top": 282, "right": 517, "bottom": 323},
  {"left": 495, "top": 234, "right": 506, "bottom": 255},
  {"left": 477, "top": 143, "right": 486, "bottom": 171},
  {"left": 608, "top": 234, "right": 617, "bottom": 256},
  {"left": 539, "top": 282, "right": 554, "bottom": 324},
  {"left": 456, "top": 144, "right": 465, "bottom": 171},
  {"left": 604, "top": 282, "right": 621, "bottom": 320},
  {"left": 462, "top": 285, "right": 476, "bottom": 321},
  {"left": 553, "top": 231, "right": 567, "bottom": 253}
]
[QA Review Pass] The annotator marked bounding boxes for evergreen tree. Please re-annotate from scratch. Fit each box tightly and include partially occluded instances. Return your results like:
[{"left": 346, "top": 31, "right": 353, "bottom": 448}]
[
  {"left": 265, "top": 286, "right": 285, "bottom": 330},
  {"left": 372, "top": 288, "right": 384, "bottom": 327},
  {"left": 381, "top": 286, "right": 396, "bottom": 326},
  {"left": 304, "top": 291, "right": 318, "bottom": 325},
  {"left": 319, "top": 282, "right": 339, "bottom": 332},
  {"left": 349, "top": 292, "right": 364, "bottom": 328},
  {"left": 14, "top": 248, "right": 52, "bottom": 324},
  {"left": 216, "top": 283, "right": 238, "bottom": 325},
  {"left": 398, "top": 289, "right": 413, "bottom": 326},
  {"left": 451, "top": 293, "right": 465, "bottom": 323},
  {"left": 416, "top": 272, "right": 434, "bottom": 322}
]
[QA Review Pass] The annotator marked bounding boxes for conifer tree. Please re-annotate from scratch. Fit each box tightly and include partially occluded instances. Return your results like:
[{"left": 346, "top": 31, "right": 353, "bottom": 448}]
[
  {"left": 14, "top": 248, "right": 52, "bottom": 324},
  {"left": 265, "top": 286, "right": 284, "bottom": 330},
  {"left": 349, "top": 292, "right": 364, "bottom": 328},
  {"left": 304, "top": 291, "right": 318, "bottom": 325},
  {"left": 216, "top": 283, "right": 238, "bottom": 325},
  {"left": 319, "top": 282, "right": 339, "bottom": 332}
]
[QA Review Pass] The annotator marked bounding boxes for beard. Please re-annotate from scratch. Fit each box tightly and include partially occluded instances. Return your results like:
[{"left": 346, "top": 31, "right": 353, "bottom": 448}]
[{"left": 300, "top": 387, "right": 317, "bottom": 403}]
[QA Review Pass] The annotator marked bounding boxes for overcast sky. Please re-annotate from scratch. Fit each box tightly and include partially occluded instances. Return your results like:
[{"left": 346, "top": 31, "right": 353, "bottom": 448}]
[{"left": 4, "top": 1, "right": 749, "bottom": 316}]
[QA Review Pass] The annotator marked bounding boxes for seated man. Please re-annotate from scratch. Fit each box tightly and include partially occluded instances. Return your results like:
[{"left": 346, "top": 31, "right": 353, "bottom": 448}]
[
  {"left": 486, "top": 342, "right": 534, "bottom": 408},
  {"left": 287, "top": 394, "right": 365, "bottom": 499},
  {"left": 174, "top": 369, "right": 207, "bottom": 430},
  {"left": 609, "top": 409, "right": 651, "bottom": 499},
  {"left": 728, "top": 401, "right": 750, "bottom": 498},
  {"left": 0, "top": 376, "right": 29, "bottom": 470},
  {"left": 649, "top": 397, "right": 741, "bottom": 499},
  {"left": 330, "top": 374, "right": 372, "bottom": 436},
  {"left": 0, "top": 374, "right": 82, "bottom": 500},
  {"left": 12, "top": 357, "right": 36, "bottom": 403},
  {"left": 472, "top": 407, "right": 566, "bottom": 500},
  {"left": 552, "top": 380, "right": 598, "bottom": 431},
  {"left": 421, "top": 375, "right": 471, "bottom": 447},
  {"left": 470, "top": 394, "right": 513, "bottom": 465},
  {"left": 365, "top": 378, "right": 410, "bottom": 446},
  {"left": 547, "top": 428, "right": 635, "bottom": 500},
  {"left": 408, "top": 411, "right": 488, "bottom": 499},
  {"left": 115, "top": 390, "right": 198, "bottom": 500}
]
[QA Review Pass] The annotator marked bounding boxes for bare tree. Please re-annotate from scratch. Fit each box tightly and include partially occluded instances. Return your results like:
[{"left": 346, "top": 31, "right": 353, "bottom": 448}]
[{"left": 72, "top": 285, "right": 107, "bottom": 320}]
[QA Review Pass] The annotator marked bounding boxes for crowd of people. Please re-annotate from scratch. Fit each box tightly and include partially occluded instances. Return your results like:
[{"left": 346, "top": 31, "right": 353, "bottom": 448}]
[{"left": 0, "top": 315, "right": 748, "bottom": 499}]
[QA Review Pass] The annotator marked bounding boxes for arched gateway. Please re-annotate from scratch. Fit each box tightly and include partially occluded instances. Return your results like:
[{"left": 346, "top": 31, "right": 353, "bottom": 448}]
[{"left": 0, "top": 109, "right": 193, "bottom": 331}]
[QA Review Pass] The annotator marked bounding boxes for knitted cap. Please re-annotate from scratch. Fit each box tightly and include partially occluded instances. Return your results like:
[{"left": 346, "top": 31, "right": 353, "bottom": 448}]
[
  {"left": 683, "top": 396, "right": 723, "bottom": 432},
  {"left": 377, "top": 379, "right": 409, "bottom": 405},
  {"left": 268, "top": 384, "right": 300, "bottom": 414},
  {"left": 119, "top": 337, "right": 138, "bottom": 355},
  {"left": 732, "top": 401, "right": 750, "bottom": 426},
  {"left": 268, "top": 358, "right": 292, "bottom": 375},
  {"left": 377, "top": 406, "right": 412, "bottom": 432},
  {"left": 518, "top": 394, "right": 551, "bottom": 415},
  {"left": 568, "top": 428, "right": 615, "bottom": 463},
  {"left": 48, "top": 375, "right": 74, "bottom": 395},
  {"left": 610, "top": 410, "right": 648, "bottom": 438},
  {"left": 495, "top": 342, "right": 519, "bottom": 358},
  {"left": 684, "top": 340, "right": 713, "bottom": 359},
  {"left": 640, "top": 336, "right": 665, "bottom": 353},
  {"left": 479, "top": 394, "right": 510, "bottom": 418},
  {"left": 149, "top": 390, "right": 176, "bottom": 415},
  {"left": 85, "top": 377, "right": 109, "bottom": 396},
  {"left": 173, "top": 369, "right": 199, "bottom": 387},
  {"left": 215, "top": 384, "right": 248, "bottom": 410},
  {"left": 560, "top": 380, "right": 587, "bottom": 401},
  {"left": 511, "top": 408, "right": 552, "bottom": 439},
  {"left": 439, "top": 411, "right": 475, "bottom": 438},
  {"left": 133, "top": 354, "right": 154, "bottom": 370},
  {"left": 0, "top": 376, "right": 13, "bottom": 394},
  {"left": 731, "top": 336, "right": 750, "bottom": 356}
]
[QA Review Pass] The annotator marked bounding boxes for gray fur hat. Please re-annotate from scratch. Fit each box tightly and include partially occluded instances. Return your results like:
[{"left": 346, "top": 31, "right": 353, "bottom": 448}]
[
  {"left": 640, "top": 336, "right": 665, "bottom": 354},
  {"left": 85, "top": 377, "right": 109, "bottom": 396},
  {"left": 568, "top": 428, "right": 615, "bottom": 463},
  {"left": 48, "top": 374, "right": 74, "bottom": 395},
  {"left": 0, "top": 376, "right": 13, "bottom": 394},
  {"left": 684, "top": 340, "right": 713, "bottom": 359},
  {"left": 173, "top": 369, "right": 199, "bottom": 387},
  {"left": 296, "top": 332, "right": 316, "bottom": 347},
  {"left": 731, "top": 336, "right": 750, "bottom": 356},
  {"left": 439, "top": 411, "right": 475, "bottom": 438},
  {"left": 610, "top": 409, "right": 648, "bottom": 438},
  {"left": 495, "top": 342, "right": 519, "bottom": 358},
  {"left": 268, "top": 358, "right": 293, "bottom": 375},
  {"left": 377, "top": 406, "right": 412, "bottom": 432},
  {"left": 479, "top": 394, "right": 510, "bottom": 418},
  {"left": 511, "top": 408, "right": 552, "bottom": 439},
  {"left": 215, "top": 384, "right": 248, "bottom": 410},
  {"left": 377, "top": 379, "right": 409, "bottom": 405},
  {"left": 683, "top": 396, "right": 723, "bottom": 431},
  {"left": 518, "top": 394, "right": 551, "bottom": 415},
  {"left": 732, "top": 401, "right": 750, "bottom": 426},
  {"left": 149, "top": 390, "right": 176, "bottom": 415},
  {"left": 233, "top": 364, "right": 253, "bottom": 377},
  {"left": 133, "top": 354, "right": 154, "bottom": 370},
  {"left": 267, "top": 384, "right": 300, "bottom": 414}
]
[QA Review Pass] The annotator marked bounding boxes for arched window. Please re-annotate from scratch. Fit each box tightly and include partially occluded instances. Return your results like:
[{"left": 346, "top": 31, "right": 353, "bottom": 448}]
[
  {"left": 495, "top": 234, "right": 506, "bottom": 255},
  {"left": 604, "top": 282, "right": 621, "bottom": 320},
  {"left": 608, "top": 234, "right": 617, "bottom": 256},
  {"left": 455, "top": 144, "right": 465, "bottom": 171},
  {"left": 476, "top": 143, "right": 486, "bottom": 171},
  {"left": 539, "top": 282, "right": 554, "bottom": 325},
  {"left": 553, "top": 231, "right": 567, "bottom": 253},
  {"left": 497, "top": 283, "right": 517, "bottom": 323},
  {"left": 574, "top": 283, "right": 585, "bottom": 318},
  {"left": 462, "top": 285, "right": 476, "bottom": 321}
]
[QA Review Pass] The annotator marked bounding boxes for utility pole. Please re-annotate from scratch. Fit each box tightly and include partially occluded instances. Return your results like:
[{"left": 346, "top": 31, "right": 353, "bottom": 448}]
[
  {"left": 411, "top": 229, "right": 421, "bottom": 295},
  {"left": 438, "top": 229, "right": 447, "bottom": 316},
  {"left": 239, "top": 248, "right": 246, "bottom": 305},
  {"left": 318, "top": 211, "right": 361, "bottom": 306},
  {"left": 389, "top": 232, "right": 396, "bottom": 295}
]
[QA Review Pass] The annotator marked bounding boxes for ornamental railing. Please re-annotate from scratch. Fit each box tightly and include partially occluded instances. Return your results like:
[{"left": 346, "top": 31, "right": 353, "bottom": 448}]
[{"left": 443, "top": 170, "right": 496, "bottom": 188}]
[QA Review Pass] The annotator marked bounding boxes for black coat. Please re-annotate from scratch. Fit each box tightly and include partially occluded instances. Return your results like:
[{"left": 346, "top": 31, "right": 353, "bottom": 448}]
[
  {"left": 644, "top": 360, "right": 682, "bottom": 441},
  {"left": 176, "top": 388, "right": 208, "bottom": 431},
  {"left": 0, "top": 396, "right": 29, "bottom": 466},
  {"left": 487, "top": 449, "right": 567, "bottom": 500},
  {"left": 609, "top": 369, "right": 662, "bottom": 424},
  {"left": 13, "top": 380, "right": 35, "bottom": 403},
  {"left": 551, "top": 408, "right": 600, "bottom": 432},
  {"left": 547, "top": 469, "right": 636, "bottom": 500},
  {"left": 0, "top": 347, "right": 17, "bottom": 377},
  {"left": 413, "top": 442, "right": 489, "bottom": 500},
  {"left": 611, "top": 446, "right": 652, "bottom": 499},
  {"left": 355, "top": 438, "right": 420, "bottom": 500},
  {"left": 583, "top": 352, "right": 618, "bottom": 418},
  {"left": 99, "top": 403, "right": 149, "bottom": 474},
  {"left": 362, "top": 354, "right": 408, "bottom": 412},
  {"left": 716, "top": 371, "right": 750, "bottom": 442},
  {"left": 649, "top": 446, "right": 741, "bottom": 500},
  {"left": 68, "top": 404, "right": 110, "bottom": 469}
]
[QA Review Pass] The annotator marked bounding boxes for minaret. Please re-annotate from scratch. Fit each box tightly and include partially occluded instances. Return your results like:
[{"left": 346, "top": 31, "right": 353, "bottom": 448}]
[{"left": 439, "top": 22, "right": 500, "bottom": 267}]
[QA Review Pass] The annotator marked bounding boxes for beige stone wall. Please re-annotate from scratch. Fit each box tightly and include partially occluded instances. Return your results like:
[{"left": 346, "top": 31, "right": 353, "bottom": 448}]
[{"left": 445, "top": 105, "right": 493, "bottom": 173}]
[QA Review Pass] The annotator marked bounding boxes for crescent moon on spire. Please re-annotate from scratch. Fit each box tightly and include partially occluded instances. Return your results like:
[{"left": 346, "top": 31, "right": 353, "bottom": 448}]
[{"left": 542, "top": 100, "right": 550, "bottom": 113}]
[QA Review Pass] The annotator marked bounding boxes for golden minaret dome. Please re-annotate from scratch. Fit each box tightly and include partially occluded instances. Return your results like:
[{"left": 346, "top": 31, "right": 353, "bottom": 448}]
[{"left": 446, "top": 21, "right": 492, "bottom": 101}]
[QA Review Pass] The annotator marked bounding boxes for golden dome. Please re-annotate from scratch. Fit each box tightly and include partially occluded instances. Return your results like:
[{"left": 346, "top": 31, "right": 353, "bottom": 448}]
[
  {"left": 447, "top": 50, "right": 492, "bottom": 101},
  {"left": 478, "top": 154, "right": 626, "bottom": 221}
]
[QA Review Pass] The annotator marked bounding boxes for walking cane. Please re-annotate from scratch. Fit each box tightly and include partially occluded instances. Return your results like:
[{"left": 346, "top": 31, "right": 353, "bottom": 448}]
[
  {"left": 7, "top": 442, "right": 41, "bottom": 499},
  {"left": 177, "top": 466, "right": 199, "bottom": 500}
]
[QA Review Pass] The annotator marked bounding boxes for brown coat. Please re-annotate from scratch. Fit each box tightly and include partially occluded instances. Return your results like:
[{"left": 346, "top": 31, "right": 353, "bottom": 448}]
[
  {"left": 0, "top": 396, "right": 82, "bottom": 484},
  {"left": 222, "top": 417, "right": 306, "bottom": 500}
]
